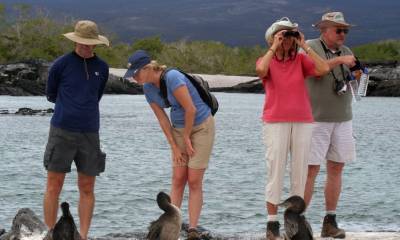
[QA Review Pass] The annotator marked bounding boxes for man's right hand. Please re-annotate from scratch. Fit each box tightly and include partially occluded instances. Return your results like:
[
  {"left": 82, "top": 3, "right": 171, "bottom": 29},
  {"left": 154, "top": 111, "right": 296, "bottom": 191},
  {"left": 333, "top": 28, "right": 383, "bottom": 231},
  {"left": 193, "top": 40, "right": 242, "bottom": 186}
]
[{"left": 339, "top": 55, "right": 356, "bottom": 67}]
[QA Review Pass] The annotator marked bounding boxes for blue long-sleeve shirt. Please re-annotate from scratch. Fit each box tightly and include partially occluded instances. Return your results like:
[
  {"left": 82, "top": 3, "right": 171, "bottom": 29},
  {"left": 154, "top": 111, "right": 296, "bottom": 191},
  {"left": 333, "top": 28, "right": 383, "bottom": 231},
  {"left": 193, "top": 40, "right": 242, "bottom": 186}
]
[{"left": 46, "top": 51, "right": 109, "bottom": 132}]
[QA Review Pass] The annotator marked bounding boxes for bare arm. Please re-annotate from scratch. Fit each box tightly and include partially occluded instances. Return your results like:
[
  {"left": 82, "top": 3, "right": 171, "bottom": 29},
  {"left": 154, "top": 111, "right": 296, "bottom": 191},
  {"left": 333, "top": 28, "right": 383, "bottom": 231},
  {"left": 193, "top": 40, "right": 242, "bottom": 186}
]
[
  {"left": 297, "top": 33, "right": 330, "bottom": 76},
  {"left": 149, "top": 103, "right": 184, "bottom": 164},
  {"left": 172, "top": 85, "right": 197, "bottom": 157},
  {"left": 255, "top": 32, "right": 283, "bottom": 78},
  {"left": 326, "top": 55, "right": 356, "bottom": 69}
]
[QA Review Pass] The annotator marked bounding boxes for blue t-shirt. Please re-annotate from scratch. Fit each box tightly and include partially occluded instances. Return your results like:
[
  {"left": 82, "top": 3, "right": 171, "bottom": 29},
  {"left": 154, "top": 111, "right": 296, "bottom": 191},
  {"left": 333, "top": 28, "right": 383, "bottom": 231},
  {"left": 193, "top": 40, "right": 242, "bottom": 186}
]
[
  {"left": 143, "top": 69, "right": 211, "bottom": 128},
  {"left": 46, "top": 51, "right": 109, "bottom": 132}
]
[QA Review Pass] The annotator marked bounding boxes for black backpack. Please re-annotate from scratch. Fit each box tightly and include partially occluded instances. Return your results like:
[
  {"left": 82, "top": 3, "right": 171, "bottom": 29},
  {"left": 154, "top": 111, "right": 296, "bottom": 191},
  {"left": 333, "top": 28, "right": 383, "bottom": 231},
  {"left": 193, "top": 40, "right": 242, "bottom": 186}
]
[{"left": 160, "top": 68, "right": 219, "bottom": 116}]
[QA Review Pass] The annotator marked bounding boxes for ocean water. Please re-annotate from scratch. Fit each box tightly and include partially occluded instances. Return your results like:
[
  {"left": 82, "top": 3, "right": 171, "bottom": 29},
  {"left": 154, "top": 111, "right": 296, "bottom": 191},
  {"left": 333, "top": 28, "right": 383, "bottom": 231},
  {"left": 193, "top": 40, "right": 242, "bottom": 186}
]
[{"left": 0, "top": 94, "right": 399, "bottom": 237}]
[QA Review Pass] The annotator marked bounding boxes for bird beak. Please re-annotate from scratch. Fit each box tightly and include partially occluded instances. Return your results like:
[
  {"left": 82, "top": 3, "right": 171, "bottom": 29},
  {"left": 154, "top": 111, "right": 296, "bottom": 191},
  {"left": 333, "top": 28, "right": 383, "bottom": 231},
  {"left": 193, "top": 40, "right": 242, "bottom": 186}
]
[{"left": 278, "top": 201, "right": 291, "bottom": 208}]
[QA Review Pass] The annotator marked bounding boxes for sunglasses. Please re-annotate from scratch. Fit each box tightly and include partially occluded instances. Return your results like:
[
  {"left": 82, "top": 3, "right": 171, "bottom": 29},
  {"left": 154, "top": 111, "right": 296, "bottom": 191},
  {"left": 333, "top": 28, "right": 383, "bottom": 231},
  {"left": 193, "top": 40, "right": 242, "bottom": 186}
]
[{"left": 336, "top": 28, "right": 349, "bottom": 35}]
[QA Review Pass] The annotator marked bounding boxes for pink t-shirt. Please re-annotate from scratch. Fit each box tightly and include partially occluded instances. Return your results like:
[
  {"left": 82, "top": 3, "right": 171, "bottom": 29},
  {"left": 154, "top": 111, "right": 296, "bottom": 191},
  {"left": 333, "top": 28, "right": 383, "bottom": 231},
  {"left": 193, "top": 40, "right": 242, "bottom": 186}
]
[{"left": 256, "top": 53, "right": 316, "bottom": 123}]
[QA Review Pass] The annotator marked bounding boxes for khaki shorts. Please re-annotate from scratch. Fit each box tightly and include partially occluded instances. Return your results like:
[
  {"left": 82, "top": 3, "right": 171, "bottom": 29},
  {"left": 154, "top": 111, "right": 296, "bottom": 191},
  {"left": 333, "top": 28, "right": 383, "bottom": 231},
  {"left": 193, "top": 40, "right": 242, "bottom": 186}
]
[
  {"left": 172, "top": 116, "right": 215, "bottom": 169},
  {"left": 309, "top": 121, "right": 356, "bottom": 165}
]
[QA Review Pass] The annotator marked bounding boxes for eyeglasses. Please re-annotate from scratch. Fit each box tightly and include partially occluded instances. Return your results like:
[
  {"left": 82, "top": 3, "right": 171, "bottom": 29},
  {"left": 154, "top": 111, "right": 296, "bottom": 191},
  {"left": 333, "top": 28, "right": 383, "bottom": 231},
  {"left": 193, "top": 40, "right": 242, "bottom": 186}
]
[{"left": 336, "top": 28, "right": 349, "bottom": 35}]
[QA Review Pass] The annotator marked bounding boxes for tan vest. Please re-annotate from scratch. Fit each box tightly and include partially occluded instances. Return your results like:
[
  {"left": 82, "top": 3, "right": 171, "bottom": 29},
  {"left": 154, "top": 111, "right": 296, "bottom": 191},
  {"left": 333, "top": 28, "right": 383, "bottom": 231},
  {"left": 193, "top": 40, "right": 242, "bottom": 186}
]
[{"left": 306, "top": 38, "right": 353, "bottom": 122}]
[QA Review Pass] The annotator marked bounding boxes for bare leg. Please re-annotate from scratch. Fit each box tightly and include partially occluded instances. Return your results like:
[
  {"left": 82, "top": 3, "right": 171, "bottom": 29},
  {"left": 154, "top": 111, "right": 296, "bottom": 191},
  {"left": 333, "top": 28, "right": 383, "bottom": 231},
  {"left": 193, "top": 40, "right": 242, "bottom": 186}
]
[
  {"left": 77, "top": 173, "right": 96, "bottom": 239},
  {"left": 170, "top": 166, "right": 188, "bottom": 208},
  {"left": 304, "top": 165, "right": 320, "bottom": 207},
  {"left": 187, "top": 168, "right": 205, "bottom": 229},
  {"left": 266, "top": 202, "right": 278, "bottom": 215},
  {"left": 43, "top": 171, "right": 66, "bottom": 229},
  {"left": 325, "top": 160, "right": 344, "bottom": 211}
]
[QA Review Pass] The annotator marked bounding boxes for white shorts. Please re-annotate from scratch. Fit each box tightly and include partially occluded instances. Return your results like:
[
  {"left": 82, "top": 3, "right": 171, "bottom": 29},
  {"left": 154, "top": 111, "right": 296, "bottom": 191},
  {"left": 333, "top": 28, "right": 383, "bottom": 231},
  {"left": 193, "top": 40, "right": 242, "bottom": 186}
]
[{"left": 309, "top": 121, "right": 356, "bottom": 165}]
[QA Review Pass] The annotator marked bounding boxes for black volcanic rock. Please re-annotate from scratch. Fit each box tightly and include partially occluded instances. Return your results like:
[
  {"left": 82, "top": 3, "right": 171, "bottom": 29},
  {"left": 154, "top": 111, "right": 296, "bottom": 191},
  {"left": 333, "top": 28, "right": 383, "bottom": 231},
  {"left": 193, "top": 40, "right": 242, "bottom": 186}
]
[
  {"left": 0, "top": 61, "right": 143, "bottom": 96},
  {"left": 0, "top": 208, "right": 47, "bottom": 240},
  {"left": 222, "top": 62, "right": 400, "bottom": 96}
]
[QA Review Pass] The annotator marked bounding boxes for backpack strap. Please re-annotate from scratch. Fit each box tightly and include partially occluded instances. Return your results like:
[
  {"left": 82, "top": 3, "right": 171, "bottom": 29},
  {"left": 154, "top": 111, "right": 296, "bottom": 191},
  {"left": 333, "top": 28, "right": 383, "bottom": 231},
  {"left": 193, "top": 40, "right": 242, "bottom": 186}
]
[{"left": 159, "top": 67, "right": 174, "bottom": 107}]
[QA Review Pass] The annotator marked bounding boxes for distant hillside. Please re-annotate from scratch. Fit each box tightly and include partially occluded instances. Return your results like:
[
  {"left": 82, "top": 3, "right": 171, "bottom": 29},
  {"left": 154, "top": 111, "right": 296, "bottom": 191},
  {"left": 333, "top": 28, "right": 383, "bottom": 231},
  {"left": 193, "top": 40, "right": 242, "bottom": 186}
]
[
  {"left": 1, "top": 0, "right": 400, "bottom": 47},
  {"left": 353, "top": 40, "right": 400, "bottom": 61}
]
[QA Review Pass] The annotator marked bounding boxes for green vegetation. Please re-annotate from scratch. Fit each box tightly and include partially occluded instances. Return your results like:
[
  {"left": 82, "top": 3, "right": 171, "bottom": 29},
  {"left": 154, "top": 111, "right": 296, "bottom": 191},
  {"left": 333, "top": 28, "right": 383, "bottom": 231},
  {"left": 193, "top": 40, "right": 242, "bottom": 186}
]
[
  {"left": 352, "top": 40, "right": 400, "bottom": 61},
  {"left": 0, "top": 3, "right": 399, "bottom": 76}
]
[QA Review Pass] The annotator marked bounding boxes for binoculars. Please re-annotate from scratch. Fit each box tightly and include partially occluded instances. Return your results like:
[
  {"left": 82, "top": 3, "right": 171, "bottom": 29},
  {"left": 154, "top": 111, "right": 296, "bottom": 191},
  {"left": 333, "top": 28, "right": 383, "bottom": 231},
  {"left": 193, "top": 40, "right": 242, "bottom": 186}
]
[{"left": 283, "top": 31, "right": 300, "bottom": 39}]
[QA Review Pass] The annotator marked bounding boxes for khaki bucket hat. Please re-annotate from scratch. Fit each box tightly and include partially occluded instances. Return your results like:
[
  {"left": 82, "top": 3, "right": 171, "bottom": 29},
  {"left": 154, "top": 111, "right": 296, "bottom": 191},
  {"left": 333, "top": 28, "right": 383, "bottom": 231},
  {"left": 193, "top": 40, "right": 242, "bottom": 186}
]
[
  {"left": 265, "top": 17, "right": 298, "bottom": 44},
  {"left": 313, "top": 12, "right": 354, "bottom": 28},
  {"left": 63, "top": 20, "right": 110, "bottom": 46}
]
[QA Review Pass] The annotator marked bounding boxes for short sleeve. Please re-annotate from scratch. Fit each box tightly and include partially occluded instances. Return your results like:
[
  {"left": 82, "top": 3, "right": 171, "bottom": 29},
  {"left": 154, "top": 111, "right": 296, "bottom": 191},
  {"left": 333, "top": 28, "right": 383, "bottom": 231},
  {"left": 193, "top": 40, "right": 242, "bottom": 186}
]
[
  {"left": 143, "top": 84, "right": 155, "bottom": 104},
  {"left": 256, "top": 57, "right": 269, "bottom": 85},
  {"left": 300, "top": 53, "right": 316, "bottom": 78},
  {"left": 165, "top": 70, "right": 187, "bottom": 93}
]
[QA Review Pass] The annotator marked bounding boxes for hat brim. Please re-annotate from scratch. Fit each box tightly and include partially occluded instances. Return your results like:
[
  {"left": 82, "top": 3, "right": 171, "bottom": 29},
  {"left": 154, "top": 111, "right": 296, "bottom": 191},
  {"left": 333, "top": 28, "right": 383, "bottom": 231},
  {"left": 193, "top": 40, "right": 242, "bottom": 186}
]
[
  {"left": 123, "top": 61, "right": 150, "bottom": 79},
  {"left": 123, "top": 68, "right": 136, "bottom": 79},
  {"left": 313, "top": 20, "right": 355, "bottom": 28},
  {"left": 63, "top": 33, "right": 110, "bottom": 46}
]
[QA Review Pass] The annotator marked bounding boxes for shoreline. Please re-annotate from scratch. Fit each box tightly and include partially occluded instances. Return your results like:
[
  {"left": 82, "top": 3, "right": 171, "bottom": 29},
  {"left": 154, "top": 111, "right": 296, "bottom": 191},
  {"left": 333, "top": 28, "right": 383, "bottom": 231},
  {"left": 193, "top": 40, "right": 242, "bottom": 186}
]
[{"left": 109, "top": 68, "right": 257, "bottom": 88}]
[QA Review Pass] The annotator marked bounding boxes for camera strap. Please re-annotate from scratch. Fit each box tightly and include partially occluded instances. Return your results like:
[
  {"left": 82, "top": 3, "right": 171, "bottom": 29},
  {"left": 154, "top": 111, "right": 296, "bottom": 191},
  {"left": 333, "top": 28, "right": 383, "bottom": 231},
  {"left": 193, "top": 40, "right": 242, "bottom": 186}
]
[{"left": 319, "top": 40, "right": 347, "bottom": 82}]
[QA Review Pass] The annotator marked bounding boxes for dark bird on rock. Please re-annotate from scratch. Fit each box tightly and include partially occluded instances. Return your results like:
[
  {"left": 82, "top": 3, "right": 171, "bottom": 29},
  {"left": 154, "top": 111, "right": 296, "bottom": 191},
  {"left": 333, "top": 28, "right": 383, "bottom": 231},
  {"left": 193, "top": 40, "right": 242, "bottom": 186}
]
[
  {"left": 278, "top": 195, "right": 313, "bottom": 240},
  {"left": 147, "top": 191, "right": 182, "bottom": 240},
  {"left": 52, "top": 202, "right": 81, "bottom": 240}
]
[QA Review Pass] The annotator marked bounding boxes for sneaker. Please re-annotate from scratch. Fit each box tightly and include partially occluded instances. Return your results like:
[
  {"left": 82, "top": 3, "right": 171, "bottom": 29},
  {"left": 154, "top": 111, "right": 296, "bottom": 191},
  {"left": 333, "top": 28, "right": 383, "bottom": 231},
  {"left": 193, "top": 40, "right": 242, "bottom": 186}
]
[
  {"left": 321, "top": 214, "right": 346, "bottom": 238},
  {"left": 266, "top": 221, "right": 280, "bottom": 240},
  {"left": 187, "top": 228, "right": 201, "bottom": 240}
]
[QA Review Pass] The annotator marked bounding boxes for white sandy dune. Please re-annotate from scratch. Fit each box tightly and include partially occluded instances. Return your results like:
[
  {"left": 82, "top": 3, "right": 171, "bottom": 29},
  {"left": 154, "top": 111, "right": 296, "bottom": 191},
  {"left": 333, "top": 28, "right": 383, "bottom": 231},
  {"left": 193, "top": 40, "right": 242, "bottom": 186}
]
[{"left": 109, "top": 68, "right": 257, "bottom": 88}]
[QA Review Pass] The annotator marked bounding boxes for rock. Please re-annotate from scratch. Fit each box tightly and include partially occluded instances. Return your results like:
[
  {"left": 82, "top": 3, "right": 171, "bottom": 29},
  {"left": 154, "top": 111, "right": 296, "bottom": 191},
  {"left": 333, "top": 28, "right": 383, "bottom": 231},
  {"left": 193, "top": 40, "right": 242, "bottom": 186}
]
[
  {"left": 14, "top": 108, "right": 54, "bottom": 116},
  {"left": 104, "top": 74, "right": 143, "bottom": 94},
  {"left": 1, "top": 60, "right": 400, "bottom": 96},
  {"left": 0, "top": 229, "right": 5, "bottom": 237},
  {"left": 0, "top": 208, "right": 48, "bottom": 240}
]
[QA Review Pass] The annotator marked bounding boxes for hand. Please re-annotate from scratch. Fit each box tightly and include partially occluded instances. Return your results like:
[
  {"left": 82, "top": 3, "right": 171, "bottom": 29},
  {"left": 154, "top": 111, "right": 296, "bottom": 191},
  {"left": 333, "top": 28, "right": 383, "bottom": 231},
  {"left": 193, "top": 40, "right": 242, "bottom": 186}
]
[
  {"left": 184, "top": 136, "right": 195, "bottom": 158},
  {"left": 340, "top": 55, "right": 356, "bottom": 67},
  {"left": 295, "top": 31, "right": 306, "bottom": 49},
  {"left": 171, "top": 145, "right": 186, "bottom": 165},
  {"left": 271, "top": 30, "right": 285, "bottom": 49}
]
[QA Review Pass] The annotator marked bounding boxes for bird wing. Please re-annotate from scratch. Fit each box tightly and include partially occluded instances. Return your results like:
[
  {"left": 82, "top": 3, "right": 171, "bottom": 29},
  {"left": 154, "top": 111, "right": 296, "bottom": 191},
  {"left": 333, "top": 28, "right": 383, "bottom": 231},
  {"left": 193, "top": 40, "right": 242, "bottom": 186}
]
[
  {"left": 284, "top": 211, "right": 299, "bottom": 239},
  {"left": 147, "top": 219, "right": 162, "bottom": 240}
]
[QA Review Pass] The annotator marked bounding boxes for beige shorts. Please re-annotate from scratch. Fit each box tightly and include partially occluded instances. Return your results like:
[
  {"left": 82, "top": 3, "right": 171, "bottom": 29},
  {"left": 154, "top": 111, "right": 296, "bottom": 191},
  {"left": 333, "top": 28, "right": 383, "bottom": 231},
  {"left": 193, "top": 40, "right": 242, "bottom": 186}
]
[
  {"left": 172, "top": 116, "right": 215, "bottom": 169},
  {"left": 309, "top": 120, "right": 356, "bottom": 165}
]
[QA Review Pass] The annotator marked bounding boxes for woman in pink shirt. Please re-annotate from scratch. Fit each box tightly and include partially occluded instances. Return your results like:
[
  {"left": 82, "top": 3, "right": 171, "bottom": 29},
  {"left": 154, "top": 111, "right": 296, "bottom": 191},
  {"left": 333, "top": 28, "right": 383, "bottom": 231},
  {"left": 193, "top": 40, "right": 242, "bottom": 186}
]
[{"left": 255, "top": 17, "right": 329, "bottom": 239}]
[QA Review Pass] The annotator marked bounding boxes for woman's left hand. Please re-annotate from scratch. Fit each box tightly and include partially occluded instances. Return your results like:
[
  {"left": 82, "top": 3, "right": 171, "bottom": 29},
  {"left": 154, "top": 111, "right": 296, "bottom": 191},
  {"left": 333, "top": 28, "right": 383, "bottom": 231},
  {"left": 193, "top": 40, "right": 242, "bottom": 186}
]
[
  {"left": 184, "top": 136, "right": 195, "bottom": 157},
  {"left": 295, "top": 31, "right": 306, "bottom": 49}
]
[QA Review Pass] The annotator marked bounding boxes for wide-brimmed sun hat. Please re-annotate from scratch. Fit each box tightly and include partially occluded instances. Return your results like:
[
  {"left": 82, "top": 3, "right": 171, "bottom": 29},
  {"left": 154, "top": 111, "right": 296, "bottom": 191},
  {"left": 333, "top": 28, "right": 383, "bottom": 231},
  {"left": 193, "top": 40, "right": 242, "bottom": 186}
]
[
  {"left": 313, "top": 12, "right": 354, "bottom": 28},
  {"left": 63, "top": 20, "right": 110, "bottom": 46},
  {"left": 265, "top": 17, "right": 298, "bottom": 44},
  {"left": 124, "top": 50, "right": 151, "bottom": 79}
]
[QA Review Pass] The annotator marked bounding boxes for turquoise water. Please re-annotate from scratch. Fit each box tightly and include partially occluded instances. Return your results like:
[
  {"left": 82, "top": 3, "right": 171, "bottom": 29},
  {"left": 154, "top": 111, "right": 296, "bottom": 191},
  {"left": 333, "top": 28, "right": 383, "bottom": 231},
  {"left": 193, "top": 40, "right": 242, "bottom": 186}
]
[{"left": 0, "top": 94, "right": 399, "bottom": 236}]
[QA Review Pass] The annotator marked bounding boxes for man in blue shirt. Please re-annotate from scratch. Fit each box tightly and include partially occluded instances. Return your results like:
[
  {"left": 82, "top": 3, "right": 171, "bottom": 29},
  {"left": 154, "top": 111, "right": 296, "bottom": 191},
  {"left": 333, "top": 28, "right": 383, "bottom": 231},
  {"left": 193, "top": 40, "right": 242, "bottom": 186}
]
[{"left": 43, "top": 20, "right": 109, "bottom": 240}]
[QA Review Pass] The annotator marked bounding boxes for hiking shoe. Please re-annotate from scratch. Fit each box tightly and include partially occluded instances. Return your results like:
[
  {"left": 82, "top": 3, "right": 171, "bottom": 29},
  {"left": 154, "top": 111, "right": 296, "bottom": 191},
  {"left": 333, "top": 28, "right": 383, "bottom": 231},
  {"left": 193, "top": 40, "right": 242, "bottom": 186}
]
[
  {"left": 321, "top": 214, "right": 346, "bottom": 238},
  {"left": 266, "top": 221, "right": 280, "bottom": 240},
  {"left": 187, "top": 228, "right": 201, "bottom": 240}
]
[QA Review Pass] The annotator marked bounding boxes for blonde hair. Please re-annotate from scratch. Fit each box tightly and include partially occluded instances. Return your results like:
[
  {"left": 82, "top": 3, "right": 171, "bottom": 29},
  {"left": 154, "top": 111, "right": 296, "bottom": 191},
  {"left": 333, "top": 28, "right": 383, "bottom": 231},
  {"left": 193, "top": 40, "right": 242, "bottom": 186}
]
[{"left": 147, "top": 60, "right": 167, "bottom": 71}]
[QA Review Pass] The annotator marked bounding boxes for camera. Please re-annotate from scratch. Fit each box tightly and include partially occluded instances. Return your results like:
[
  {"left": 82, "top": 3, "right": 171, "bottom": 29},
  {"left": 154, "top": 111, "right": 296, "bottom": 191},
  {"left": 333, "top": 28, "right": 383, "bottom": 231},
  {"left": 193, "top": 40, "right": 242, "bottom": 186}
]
[
  {"left": 283, "top": 30, "right": 300, "bottom": 39},
  {"left": 335, "top": 79, "right": 347, "bottom": 95}
]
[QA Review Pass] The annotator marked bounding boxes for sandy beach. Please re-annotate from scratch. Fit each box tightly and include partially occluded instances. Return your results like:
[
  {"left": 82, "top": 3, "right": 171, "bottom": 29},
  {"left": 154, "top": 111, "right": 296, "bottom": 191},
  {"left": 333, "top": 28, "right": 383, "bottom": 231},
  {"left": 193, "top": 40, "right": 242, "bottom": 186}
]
[{"left": 109, "top": 68, "right": 257, "bottom": 88}]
